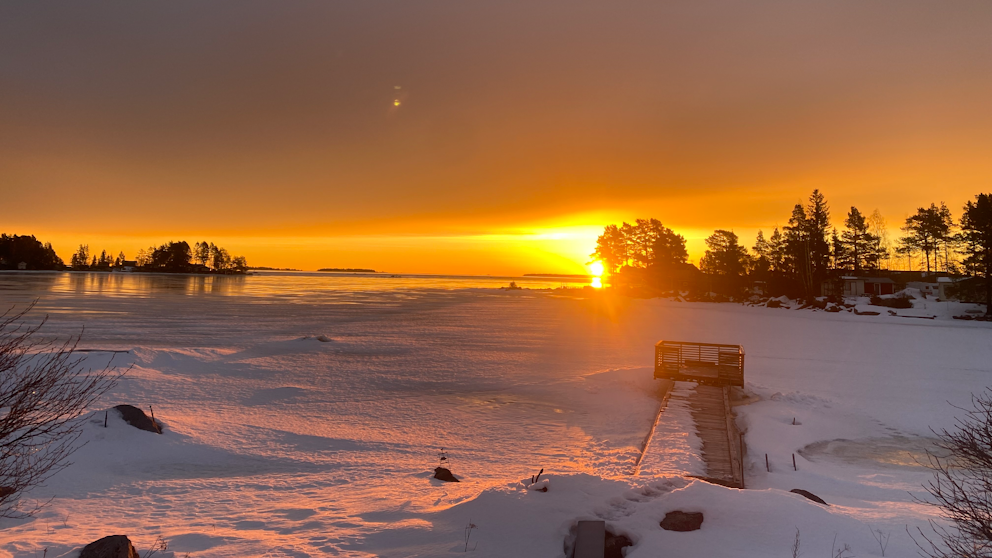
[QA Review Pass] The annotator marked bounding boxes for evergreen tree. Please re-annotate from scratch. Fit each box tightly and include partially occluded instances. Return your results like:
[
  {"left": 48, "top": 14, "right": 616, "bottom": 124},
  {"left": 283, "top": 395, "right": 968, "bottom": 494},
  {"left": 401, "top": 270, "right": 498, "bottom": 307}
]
[
  {"left": 901, "top": 203, "right": 953, "bottom": 273},
  {"left": 841, "top": 206, "right": 874, "bottom": 272},
  {"left": 70, "top": 245, "right": 89, "bottom": 270},
  {"left": 768, "top": 228, "right": 787, "bottom": 272},
  {"left": 751, "top": 230, "right": 771, "bottom": 275},
  {"left": 832, "top": 228, "right": 848, "bottom": 271},
  {"left": 783, "top": 189, "right": 832, "bottom": 298},
  {"left": 960, "top": 193, "right": 992, "bottom": 313}
]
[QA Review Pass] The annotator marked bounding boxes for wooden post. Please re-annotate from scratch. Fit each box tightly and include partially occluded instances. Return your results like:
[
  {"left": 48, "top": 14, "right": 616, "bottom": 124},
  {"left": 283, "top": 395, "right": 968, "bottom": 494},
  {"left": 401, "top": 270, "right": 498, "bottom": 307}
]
[
  {"left": 740, "top": 434, "right": 745, "bottom": 489},
  {"left": 765, "top": 453, "right": 769, "bottom": 472},
  {"left": 792, "top": 453, "right": 797, "bottom": 471},
  {"left": 149, "top": 406, "right": 158, "bottom": 431},
  {"left": 104, "top": 410, "right": 108, "bottom": 428}
]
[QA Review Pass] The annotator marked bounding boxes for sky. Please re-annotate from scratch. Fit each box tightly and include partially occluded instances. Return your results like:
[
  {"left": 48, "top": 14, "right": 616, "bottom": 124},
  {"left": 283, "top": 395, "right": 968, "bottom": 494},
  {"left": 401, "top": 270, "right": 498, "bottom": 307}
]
[{"left": 2, "top": 1, "right": 990, "bottom": 274}]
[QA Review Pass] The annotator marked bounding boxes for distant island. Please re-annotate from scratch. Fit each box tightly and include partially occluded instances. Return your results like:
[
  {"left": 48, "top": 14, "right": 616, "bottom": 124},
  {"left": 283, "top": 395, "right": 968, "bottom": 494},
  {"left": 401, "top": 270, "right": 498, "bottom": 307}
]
[
  {"left": 249, "top": 266, "right": 301, "bottom": 271},
  {"left": 318, "top": 268, "right": 378, "bottom": 273},
  {"left": 1, "top": 235, "right": 249, "bottom": 274},
  {"left": 524, "top": 273, "right": 594, "bottom": 279}
]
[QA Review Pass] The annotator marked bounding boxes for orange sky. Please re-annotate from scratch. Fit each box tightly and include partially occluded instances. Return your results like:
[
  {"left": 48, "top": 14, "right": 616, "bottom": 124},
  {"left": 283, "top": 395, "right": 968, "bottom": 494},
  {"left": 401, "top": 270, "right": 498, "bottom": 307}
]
[{"left": 2, "top": 1, "right": 990, "bottom": 274}]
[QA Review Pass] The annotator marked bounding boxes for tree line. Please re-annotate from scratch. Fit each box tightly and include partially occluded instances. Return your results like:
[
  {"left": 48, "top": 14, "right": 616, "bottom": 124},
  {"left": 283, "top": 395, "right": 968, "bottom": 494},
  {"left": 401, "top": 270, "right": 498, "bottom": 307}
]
[
  {"left": 1, "top": 235, "right": 248, "bottom": 274},
  {"left": 0, "top": 234, "right": 64, "bottom": 270},
  {"left": 592, "top": 190, "right": 992, "bottom": 308}
]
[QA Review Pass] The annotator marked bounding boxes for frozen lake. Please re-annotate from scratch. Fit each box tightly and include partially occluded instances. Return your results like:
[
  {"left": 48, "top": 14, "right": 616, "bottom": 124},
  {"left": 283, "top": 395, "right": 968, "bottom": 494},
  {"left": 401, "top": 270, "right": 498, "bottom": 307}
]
[{"left": 2, "top": 271, "right": 992, "bottom": 557}]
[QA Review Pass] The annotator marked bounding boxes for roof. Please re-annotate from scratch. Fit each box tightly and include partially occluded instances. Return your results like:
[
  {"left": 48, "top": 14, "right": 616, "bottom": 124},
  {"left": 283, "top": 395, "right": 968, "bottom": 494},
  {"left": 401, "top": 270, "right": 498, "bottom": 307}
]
[{"left": 840, "top": 276, "right": 894, "bottom": 283}]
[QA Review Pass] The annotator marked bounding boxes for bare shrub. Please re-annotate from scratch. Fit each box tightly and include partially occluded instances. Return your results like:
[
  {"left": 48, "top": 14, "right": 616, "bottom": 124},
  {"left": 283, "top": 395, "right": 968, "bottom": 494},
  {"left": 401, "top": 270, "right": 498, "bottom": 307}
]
[
  {"left": 915, "top": 389, "right": 992, "bottom": 557},
  {"left": 0, "top": 303, "right": 125, "bottom": 517}
]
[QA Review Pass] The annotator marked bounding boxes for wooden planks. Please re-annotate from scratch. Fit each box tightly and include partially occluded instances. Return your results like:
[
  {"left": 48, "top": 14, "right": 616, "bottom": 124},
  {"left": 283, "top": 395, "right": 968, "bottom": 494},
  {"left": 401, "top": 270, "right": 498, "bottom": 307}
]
[
  {"left": 688, "top": 385, "right": 743, "bottom": 487},
  {"left": 573, "top": 520, "right": 606, "bottom": 558}
]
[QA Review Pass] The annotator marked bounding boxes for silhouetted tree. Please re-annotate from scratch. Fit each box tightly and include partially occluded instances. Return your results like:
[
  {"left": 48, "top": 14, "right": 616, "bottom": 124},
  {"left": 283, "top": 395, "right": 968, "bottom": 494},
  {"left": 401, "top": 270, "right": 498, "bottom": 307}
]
[
  {"left": 592, "top": 224, "right": 628, "bottom": 275},
  {"left": 960, "top": 194, "right": 992, "bottom": 314},
  {"left": 194, "top": 241, "right": 211, "bottom": 267},
  {"left": 831, "top": 228, "right": 847, "bottom": 271},
  {"left": 866, "top": 209, "right": 890, "bottom": 270},
  {"left": 0, "top": 235, "right": 64, "bottom": 270},
  {"left": 210, "top": 245, "right": 231, "bottom": 271},
  {"left": 700, "top": 230, "right": 749, "bottom": 296},
  {"left": 767, "top": 228, "right": 787, "bottom": 273},
  {"left": 231, "top": 256, "right": 248, "bottom": 273},
  {"left": 750, "top": 231, "right": 771, "bottom": 276},
  {"left": 902, "top": 203, "right": 955, "bottom": 273},
  {"left": 784, "top": 190, "right": 831, "bottom": 298},
  {"left": 69, "top": 245, "right": 89, "bottom": 270},
  {"left": 150, "top": 241, "right": 192, "bottom": 272},
  {"left": 840, "top": 207, "right": 876, "bottom": 272},
  {"left": 591, "top": 219, "right": 686, "bottom": 282}
]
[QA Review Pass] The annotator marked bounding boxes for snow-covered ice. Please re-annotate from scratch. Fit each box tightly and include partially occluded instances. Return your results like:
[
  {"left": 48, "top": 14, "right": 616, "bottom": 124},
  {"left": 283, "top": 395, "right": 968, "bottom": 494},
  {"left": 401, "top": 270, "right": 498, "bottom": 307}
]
[{"left": 1, "top": 272, "right": 991, "bottom": 557}]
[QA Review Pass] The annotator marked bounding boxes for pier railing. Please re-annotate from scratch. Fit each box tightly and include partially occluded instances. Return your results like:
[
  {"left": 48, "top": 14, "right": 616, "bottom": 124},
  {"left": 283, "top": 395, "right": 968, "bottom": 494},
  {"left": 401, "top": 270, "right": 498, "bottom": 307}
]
[{"left": 654, "top": 341, "right": 744, "bottom": 387}]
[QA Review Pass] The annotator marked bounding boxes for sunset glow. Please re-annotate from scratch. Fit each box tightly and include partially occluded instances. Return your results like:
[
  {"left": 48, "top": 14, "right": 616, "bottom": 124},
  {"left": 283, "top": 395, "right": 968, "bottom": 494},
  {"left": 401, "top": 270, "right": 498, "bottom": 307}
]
[{"left": 2, "top": 2, "right": 988, "bottom": 273}]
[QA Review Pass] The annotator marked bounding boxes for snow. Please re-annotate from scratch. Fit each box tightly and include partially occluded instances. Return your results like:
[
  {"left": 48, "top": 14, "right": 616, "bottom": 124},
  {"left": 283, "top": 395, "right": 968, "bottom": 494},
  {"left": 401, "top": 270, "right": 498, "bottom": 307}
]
[{"left": 1, "top": 272, "right": 991, "bottom": 557}]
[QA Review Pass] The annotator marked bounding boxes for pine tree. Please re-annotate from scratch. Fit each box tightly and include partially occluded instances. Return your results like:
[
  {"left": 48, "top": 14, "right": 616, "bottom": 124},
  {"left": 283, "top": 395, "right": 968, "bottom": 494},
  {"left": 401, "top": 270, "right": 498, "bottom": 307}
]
[
  {"left": 901, "top": 203, "right": 953, "bottom": 273},
  {"left": 70, "top": 245, "right": 89, "bottom": 270},
  {"left": 751, "top": 231, "right": 771, "bottom": 275},
  {"left": 841, "top": 207, "right": 874, "bottom": 272},
  {"left": 768, "top": 228, "right": 787, "bottom": 272},
  {"left": 832, "top": 228, "right": 848, "bottom": 271},
  {"left": 960, "top": 193, "right": 992, "bottom": 313}
]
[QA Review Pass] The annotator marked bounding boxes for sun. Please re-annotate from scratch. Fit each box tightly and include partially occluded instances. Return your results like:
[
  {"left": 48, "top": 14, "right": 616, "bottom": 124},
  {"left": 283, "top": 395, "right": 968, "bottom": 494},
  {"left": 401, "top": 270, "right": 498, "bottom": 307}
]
[{"left": 588, "top": 261, "right": 605, "bottom": 277}]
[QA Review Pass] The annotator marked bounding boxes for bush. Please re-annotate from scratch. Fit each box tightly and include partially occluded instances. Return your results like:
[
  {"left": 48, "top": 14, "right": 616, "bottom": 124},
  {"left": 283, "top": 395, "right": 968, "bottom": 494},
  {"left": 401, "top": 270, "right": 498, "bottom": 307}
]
[
  {"left": 916, "top": 390, "right": 992, "bottom": 557},
  {"left": 0, "top": 304, "right": 124, "bottom": 517}
]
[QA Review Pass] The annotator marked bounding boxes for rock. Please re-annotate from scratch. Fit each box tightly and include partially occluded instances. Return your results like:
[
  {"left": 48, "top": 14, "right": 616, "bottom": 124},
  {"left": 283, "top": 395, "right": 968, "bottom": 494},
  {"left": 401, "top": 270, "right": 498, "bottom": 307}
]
[
  {"left": 114, "top": 404, "right": 161, "bottom": 434},
  {"left": 660, "top": 510, "right": 704, "bottom": 532},
  {"left": 790, "top": 489, "right": 828, "bottom": 505},
  {"left": 433, "top": 467, "right": 459, "bottom": 482},
  {"left": 766, "top": 299, "right": 782, "bottom": 308},
  {"left": 604, "top": 531, "right": 632, "bottom": 558},
  {"left": 79, "top": 535, "right": 139, "bottom": 558}
]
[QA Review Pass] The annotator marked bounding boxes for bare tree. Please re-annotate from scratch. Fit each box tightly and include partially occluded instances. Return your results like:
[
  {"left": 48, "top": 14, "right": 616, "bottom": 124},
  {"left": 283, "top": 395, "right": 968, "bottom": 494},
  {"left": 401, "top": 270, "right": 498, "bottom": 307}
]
[
  {"left": 915, "top": 389, "right": 992, "bottom": 557},
  {"left": 0, "top": 303, "right": 125, "bottom": 518}
]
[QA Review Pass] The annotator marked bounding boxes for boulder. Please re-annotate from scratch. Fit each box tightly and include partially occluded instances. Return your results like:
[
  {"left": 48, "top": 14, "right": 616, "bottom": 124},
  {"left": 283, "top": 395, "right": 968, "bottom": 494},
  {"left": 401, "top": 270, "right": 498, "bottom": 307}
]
[
  {"left": 433, "top": 467, "right": 459, "bottom": 482},
  {"left": 660, "top": 510, "right": 704, "bottom": 532},
  {"left": 790, "top": 488, "right": 828, "bottom": 505},
  {"left": 79, "top": 535, "right": 139, "bottom": 558},
  {"left": 114, "top": 404, "right": 161, "bottom": 434}
]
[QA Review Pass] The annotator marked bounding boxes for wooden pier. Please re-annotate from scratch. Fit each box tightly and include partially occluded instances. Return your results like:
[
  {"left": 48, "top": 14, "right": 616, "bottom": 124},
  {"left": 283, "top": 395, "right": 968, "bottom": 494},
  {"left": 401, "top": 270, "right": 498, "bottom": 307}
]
[{"left": 640, "top": 340, "right": 745, "bottom": 488}]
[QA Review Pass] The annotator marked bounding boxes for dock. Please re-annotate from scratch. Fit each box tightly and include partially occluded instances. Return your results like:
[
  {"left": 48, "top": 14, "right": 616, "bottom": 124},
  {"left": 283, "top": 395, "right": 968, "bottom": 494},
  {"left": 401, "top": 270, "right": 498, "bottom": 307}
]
[{"left": 639, "top": 340, "right": 745, "bottom": 488}]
